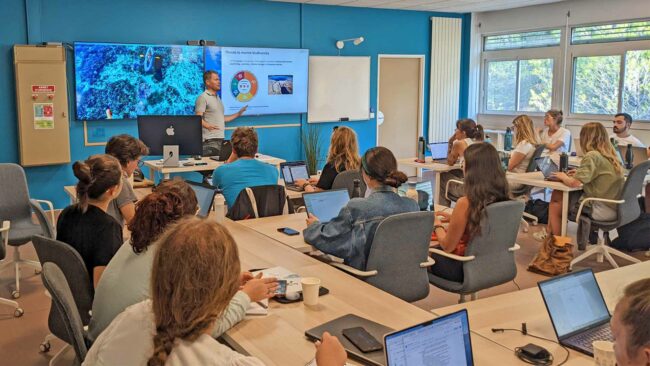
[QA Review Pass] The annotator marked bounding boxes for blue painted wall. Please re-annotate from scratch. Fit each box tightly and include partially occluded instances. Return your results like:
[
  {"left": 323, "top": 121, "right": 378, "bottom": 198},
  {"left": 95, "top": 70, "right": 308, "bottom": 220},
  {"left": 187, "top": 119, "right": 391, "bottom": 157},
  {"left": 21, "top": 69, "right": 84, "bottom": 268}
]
[{"left": 0, "top": 0, "right": 470, "bottom": 208}]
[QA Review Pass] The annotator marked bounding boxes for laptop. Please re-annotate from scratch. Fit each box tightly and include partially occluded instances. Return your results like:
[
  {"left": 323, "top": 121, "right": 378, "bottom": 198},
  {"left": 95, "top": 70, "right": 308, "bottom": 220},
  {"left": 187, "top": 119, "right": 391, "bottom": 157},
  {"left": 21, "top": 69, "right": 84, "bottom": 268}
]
[
  {"left": 303, "top": 189, "right": 350, "bottom": 223},
  {"left": 280, "top": 161, "right": 310, "bottom": 191},
  {"left": 618, "top": 145, "right": 648, "bottom": 167},
  {"left": 538, "top": 269, "right": 613, "bottom": 356},
  {"left": 185, "top": 181, "right": 219, "bottom": 217},
  {"left": 428, "top": 142, "right": 448, "bottom": 163},
  {"left": 535, "top": 156, "right": 561, "bottom": 181},
  {"left": 208, "top": 140, "right": 232, "bottom": 162},
  {"left": 385, "top": 309, "right": 474, "bottom": 366}
]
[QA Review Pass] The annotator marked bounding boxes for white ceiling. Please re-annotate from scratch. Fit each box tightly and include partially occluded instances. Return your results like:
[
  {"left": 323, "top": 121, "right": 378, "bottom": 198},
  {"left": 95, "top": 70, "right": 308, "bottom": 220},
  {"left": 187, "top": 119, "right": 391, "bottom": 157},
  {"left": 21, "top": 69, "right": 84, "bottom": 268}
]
[{"left": 268, "top": 0, "right": 567, "bottom": 13}]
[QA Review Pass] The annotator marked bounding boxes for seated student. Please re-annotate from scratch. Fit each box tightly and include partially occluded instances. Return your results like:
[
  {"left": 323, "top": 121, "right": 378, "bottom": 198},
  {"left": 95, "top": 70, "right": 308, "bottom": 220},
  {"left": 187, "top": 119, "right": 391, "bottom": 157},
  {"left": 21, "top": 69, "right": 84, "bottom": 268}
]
[
  {"left": 303, "top": 147, "right": 419, "bottom": 270},
  {"left": 536, "top": 122, "right": 625, "bottom": 240},
  {"left": 84, "top": 217, "right": 347, "bottom": 366},
  {"left": 507, "top": 115, "right": 540, "bottom": 192},
  {"left": 538, "top": 109, "right": 571, "bottom": 160},
  {"left": 611, "top": 278, "right": 650, "bottom": 366},
  {"left": 610, "top": 113, "right": 645, "bottom": 148},
  {"left": 212, "top": 127, "right": 278, "bottom": 207},
  {"left": 104, "top": 134, "right": 149, "bottom": 227},
  {"left": 295, "top": 126, "right": 361, "bottom": 192},
  {"left": 56, "top": 155, "right": 124, "bottom": 287},
  {"left": 88, "top": 179, "right": 277, "bottom": 340},
  {"left": 431, "top": 143, "right": 511, "bottom": 282},
  {"left": 438, "top": 118, "right": 485, "bottom": 206}
]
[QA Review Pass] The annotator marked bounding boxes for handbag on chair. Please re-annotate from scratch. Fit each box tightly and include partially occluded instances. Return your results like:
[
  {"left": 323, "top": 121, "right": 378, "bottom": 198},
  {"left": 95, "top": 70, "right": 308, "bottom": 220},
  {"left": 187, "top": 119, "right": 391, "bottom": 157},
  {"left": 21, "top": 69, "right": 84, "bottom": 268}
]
[{"left": 528, "top": 235, "right": 573, "bottom": 276}]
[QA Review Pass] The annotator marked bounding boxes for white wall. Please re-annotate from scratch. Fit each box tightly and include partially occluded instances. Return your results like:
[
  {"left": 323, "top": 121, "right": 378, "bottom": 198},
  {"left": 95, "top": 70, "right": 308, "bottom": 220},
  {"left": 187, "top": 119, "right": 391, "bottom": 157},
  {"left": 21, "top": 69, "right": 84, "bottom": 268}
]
[{"left": 469, "top": 0, "right": 650, "bottom": 147}]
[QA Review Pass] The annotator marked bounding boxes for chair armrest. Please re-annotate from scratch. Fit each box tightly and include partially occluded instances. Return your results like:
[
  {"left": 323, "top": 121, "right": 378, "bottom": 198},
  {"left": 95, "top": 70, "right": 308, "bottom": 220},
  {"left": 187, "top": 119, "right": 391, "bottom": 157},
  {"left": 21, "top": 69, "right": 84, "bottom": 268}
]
[
  {"left": 330, "top": 262, "right": 378, "bottom": 278},
  {"left": 509, "top": 243, "right": 521, "bottom": 252},
  {"left": 1, "top": 221, "right": 9, "bottom": 251},
  {"left": 420, "top": 256, "right": 436, "bottom": 268},
  {"left": 575, "top": 197, "right": 625, "bottom": 220},
  {"left": 0, "top": 221, "right": 9, "bottom": 233},
  {"left": 31, "top": 199, "right": 55, "bottom": 227},
  {"left": 30, "top": 199, "right": 56, "bottom": 238},
  {"left": 429, "top": 247, "right": 476, "bottom": 262},
  {"left": 445, "top": 179, "right": 465, "bottom": 201}
]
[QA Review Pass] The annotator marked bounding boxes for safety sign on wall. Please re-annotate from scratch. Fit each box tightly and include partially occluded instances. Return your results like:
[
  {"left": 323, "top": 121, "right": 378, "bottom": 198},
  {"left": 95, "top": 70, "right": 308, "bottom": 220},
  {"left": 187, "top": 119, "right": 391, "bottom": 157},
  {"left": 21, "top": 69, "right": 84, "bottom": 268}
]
[{"left": 33, "top": 103, "right": 54, "bottom": 129}]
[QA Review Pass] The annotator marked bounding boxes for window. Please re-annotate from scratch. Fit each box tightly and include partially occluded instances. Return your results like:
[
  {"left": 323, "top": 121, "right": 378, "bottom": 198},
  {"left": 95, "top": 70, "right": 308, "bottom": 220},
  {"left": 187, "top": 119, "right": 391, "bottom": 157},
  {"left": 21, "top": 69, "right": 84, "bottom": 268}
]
[
  {"left": 485, "top": 29, "right": 561, "bottom": 51},
  {"left": 485, "top": 59, "right": 554, "bottom": 112},
  {"left": 623, "top": 50, "right": 650, "bottom": 120},
  {"left": 572, "top": 55, "right": 621, "bottom": 115},
  {"left": 572, "top": 20, "right": 650, "bottom": 45}
]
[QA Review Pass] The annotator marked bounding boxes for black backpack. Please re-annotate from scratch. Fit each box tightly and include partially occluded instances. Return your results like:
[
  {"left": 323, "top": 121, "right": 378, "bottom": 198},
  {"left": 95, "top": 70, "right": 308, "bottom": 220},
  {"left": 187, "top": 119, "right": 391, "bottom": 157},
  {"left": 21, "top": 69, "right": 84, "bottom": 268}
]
[
  {"left": 611, "top": 199, "right": 650, "bottom": 252},
  {"left": 524, "top": 199, "right": 549, "bottom": 224}
]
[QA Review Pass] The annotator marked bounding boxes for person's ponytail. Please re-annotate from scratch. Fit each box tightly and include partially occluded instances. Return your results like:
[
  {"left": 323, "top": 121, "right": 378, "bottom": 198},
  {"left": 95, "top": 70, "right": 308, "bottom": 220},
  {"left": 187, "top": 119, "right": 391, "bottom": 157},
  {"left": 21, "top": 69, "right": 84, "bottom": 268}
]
[
  {"left": 71, "top": 155, "right": 122, "bottom": 213},
  {"left": 73, "top": 161, "right": 92, "bottom": 212},
  {"left": 475, "top": 124, "right": 485, "bottom": 141},
  {"left": 383, "top": 170, "right": 408, "bottom": 188}
]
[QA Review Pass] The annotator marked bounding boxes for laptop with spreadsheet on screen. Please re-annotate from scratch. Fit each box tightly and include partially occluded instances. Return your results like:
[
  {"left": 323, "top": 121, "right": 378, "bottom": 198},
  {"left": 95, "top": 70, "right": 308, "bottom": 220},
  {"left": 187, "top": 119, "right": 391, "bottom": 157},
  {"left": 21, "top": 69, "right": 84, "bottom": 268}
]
[
  {"left": 303, "top": 189, "right": 350, "bottom": 223},
  {"left": 538, "top": 269, "right": 613, "bottom": 356},
  {"left": 384, "top": 309, "right": 474, "bottom": 366}
]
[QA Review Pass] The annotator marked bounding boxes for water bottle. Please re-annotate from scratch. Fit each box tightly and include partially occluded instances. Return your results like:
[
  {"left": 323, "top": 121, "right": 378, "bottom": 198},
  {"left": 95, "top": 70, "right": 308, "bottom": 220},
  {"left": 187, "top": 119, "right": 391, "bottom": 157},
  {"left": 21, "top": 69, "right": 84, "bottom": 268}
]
[
  {"left": 625, "top": 143, "right": 634, "bottom": 169},
  {"left": 559, "top": 152, "right": 568, "bottom": 173},
  {"left": 417, "top": 137, "right": 426, "bottom": 162},
  {"left": 504, "top": 127, "right": 513, "bottom": 151},
  {"left": 351, "top": 179, "right": 361, "bottom": 198}
]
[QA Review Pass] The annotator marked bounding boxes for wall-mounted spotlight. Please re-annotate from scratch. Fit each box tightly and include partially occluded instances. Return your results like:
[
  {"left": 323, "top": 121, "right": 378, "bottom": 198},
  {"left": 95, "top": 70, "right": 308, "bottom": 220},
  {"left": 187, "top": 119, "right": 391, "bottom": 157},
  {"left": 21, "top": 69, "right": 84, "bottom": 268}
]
[{"left": 335, "top": 37, "right": 364, "bottom": 50}]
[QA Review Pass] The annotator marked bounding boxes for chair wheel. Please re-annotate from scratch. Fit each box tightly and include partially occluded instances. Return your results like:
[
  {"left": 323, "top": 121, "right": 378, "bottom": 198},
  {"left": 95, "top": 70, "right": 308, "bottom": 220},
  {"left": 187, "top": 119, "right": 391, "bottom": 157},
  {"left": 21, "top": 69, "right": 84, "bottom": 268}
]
[
  {"left": 40, "top": 341, "right": 51, "bottom": 353},
  {"left": 14, "top": 307, "right": 24, "bottom": 318},
  {"left": 11, "top": 290, "right": 20, "bottom": 299}
]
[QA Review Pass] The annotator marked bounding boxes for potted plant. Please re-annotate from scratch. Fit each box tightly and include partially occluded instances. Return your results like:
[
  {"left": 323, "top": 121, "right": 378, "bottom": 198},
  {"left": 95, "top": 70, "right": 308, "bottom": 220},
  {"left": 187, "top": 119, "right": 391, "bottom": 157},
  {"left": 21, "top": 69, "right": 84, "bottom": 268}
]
[{"left": 302, "top": 125, "right": 322, "bottom": 176}]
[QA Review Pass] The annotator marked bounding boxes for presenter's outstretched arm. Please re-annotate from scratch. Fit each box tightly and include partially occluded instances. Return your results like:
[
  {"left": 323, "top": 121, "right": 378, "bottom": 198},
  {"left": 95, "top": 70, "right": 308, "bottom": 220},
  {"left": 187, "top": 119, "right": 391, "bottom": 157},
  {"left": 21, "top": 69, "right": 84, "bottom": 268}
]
[{"left": 225, "top": 105, "right": 248, "bottom": 122}]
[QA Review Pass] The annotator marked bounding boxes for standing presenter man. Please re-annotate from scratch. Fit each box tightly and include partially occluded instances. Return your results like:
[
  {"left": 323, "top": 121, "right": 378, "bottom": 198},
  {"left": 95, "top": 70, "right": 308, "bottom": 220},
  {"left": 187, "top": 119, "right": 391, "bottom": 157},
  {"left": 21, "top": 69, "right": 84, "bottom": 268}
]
[{"left": 195, "top": 70, "right": 247, "bottom": 157}]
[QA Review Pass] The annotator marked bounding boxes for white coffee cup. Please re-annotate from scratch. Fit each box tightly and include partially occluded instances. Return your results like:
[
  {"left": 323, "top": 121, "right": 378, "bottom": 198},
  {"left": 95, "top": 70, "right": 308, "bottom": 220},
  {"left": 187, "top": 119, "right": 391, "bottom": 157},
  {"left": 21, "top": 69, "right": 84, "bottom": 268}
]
[
  {"left": 593, "top": 340, "right": 616, "bottom": 366},
  {"left": 301, "top": 277, "right": 321, "bottom": 306}
]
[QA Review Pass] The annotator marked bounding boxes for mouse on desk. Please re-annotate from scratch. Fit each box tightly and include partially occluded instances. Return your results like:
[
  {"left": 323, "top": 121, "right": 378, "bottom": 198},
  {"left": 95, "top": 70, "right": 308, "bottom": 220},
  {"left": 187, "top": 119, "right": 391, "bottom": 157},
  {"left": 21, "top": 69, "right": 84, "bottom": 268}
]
[{"left": 193, "top": 155, "right": 202, "bottom": 161}]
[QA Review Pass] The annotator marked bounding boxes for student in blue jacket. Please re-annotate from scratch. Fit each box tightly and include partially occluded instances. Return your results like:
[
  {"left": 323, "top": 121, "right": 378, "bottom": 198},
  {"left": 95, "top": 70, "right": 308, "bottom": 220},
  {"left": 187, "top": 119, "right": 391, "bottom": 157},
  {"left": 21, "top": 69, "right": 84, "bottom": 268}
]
[{"left": 303, "top": 147, "right": 419, "bottom": 270}]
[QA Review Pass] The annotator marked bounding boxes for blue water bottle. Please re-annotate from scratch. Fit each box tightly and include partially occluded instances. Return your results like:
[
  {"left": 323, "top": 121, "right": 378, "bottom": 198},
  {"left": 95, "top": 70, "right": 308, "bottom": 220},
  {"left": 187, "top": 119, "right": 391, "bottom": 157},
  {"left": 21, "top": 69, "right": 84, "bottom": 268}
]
[{"left": 504, "top": 127, "right": 513, "bottom": 151}]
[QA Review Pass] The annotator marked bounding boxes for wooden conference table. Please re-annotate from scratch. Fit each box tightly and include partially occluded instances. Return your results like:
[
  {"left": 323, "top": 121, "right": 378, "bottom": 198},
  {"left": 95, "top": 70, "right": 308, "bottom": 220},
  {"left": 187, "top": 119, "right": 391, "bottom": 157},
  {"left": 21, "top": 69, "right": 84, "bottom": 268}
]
[
  {"left": 397, "top": 157, "right": 460, "bottom": 205},
  {"left": 433, "top": 260, "right": 650, "bottom": 365},
  {"left": 221, "top": 217, "right": 521, "bottom": 365},
  {"left": 143, "top": 153, "right": 285, "bottom": 181}
]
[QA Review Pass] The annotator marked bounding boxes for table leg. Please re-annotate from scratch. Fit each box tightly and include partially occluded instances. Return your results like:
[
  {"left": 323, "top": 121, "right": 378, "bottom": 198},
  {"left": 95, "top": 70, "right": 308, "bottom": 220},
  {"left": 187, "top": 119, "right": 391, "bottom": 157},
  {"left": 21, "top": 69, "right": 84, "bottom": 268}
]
[
  {"left": 561, "top": 191, "right": 569, "bottom": 236},
  {"left": 149, "top": 167, "right": 156, "bottom": 184},
  {"left": 434, "top": 171, "right": 442, "bottom": 206}
]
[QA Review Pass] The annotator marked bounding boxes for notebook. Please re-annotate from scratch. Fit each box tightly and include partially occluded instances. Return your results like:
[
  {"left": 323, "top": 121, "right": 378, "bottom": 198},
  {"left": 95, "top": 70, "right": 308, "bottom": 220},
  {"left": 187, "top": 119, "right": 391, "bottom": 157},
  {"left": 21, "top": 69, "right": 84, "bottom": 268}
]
[
  {"left": 303, "top": 189, "right": 351, "bottom": 223},
  {"left": 538, "top": 269, "right": 613, "bottom": 356},
  {"left": 185, "top": 181, "right": 219, "bottom": 217},
  {"left": 384, "top": 310, "right": 474, "bottom": 366}
]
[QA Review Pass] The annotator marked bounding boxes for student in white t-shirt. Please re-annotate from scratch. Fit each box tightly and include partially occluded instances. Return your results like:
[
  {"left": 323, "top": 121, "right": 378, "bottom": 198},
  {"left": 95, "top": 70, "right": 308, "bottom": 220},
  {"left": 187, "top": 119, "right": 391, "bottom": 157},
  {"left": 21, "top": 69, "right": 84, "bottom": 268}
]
[
  {"left": 84, "top": 217, "right": 347, "bottom": 366},
  {"left": 508, "top": 115, "right": 540, "bottom": 175},
  {"left": 538, "top": 110, "right": 571, "bottom": 159},
  {"left": 610, "top": 113, "right": 645, "bottom": 148}
]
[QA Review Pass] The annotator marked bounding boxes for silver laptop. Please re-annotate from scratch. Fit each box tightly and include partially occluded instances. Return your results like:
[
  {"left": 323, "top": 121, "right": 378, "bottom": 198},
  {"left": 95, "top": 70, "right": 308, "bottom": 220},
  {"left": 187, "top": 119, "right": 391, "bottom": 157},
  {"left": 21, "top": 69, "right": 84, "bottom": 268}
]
[
  {"left": 428, "top": 142, "right": 448, "bottom": 163},
  {"left": 534, "top": 157, "right": 561, "bottom": 181},
  {"left": 538, "top": 269, "right": 613, "bottom": 356},
  {"left": 384, "top": 309, "right": 474, "bottom": 366},
  {"left": 280, "top": 161, "right": 310, "bottom": 191},
  {"left": 185, "top": 181, "right": 218, "bottom": 218},
  {"left": 303, "top": 189, "right": 350, "bottom": 223}
]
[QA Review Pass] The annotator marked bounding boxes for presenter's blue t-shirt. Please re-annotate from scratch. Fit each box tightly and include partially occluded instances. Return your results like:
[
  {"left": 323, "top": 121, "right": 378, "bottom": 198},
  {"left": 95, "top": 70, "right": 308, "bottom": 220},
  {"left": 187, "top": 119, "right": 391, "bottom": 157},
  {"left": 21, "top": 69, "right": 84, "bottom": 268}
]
[{"left": 212, "top": 158, "right": 279, "bottom": 207}]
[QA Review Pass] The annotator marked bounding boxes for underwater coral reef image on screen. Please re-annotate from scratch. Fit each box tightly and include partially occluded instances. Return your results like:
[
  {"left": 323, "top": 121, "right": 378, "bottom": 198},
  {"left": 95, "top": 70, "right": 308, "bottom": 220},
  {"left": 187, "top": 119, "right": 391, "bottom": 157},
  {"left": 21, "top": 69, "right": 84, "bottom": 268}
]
[{"left": 75, "top": 42, "right": 204, "bottom": 120}]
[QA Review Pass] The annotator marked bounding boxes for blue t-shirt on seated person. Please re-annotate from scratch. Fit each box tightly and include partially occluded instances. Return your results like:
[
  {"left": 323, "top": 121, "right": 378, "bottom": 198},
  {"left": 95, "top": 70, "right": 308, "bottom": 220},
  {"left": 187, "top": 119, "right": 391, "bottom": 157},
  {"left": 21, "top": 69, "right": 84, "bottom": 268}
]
[{"left": 212, "top": 158, "right": 279, "bottom": 207}]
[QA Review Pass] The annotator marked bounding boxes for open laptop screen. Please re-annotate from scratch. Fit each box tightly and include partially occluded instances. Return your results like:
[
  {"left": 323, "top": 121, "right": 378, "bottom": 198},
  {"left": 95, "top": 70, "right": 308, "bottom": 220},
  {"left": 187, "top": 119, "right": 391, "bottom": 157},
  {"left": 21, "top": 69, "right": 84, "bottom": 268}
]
[
  {"left": 428, "top": 142, "right": 448, "bottom": 160},
  {"left": 186, "top": 182, "right": 218, "bottom": 218},
  {"left": 535, "top": 157, "right": 558, "bottom": 178},
  {"left": 303, "top": 189, "right": 350, "bottom": 223},
  {"left": 385, "top": 310, "right": 473, "bottom": 366},
  {"left": 538, "top": 269, "right": 610, "bottom": 339},
  {"left": 281, "top": 162, "right": 308, "bottom": 184}
]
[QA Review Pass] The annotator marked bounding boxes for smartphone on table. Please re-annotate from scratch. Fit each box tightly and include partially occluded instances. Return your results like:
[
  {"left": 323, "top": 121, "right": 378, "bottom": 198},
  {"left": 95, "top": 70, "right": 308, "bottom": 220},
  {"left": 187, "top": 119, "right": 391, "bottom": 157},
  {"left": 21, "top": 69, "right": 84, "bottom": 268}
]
[{"left": 277, "top": 227, "right": 300, "bottom": 236}]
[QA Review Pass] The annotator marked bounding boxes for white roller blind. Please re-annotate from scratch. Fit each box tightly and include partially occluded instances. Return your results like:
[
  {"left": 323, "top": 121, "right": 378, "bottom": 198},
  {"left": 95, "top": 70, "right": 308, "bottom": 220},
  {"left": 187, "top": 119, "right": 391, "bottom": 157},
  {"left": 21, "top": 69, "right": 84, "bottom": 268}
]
[{"left": 429, "top": 17, "right": 462, "bottom": 143}]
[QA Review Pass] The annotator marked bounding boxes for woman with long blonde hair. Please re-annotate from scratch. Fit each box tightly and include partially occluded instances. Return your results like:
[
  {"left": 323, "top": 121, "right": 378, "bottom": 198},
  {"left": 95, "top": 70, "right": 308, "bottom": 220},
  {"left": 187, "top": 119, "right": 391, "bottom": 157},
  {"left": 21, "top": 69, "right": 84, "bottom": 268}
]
[
  {"left": 508, "top": 115, "right": 540, "bottom": 174},
  {"left": 536, "top": 122, "right": 625, "bottom": 240},
  {"left": 297, "top": 126, "right": 361, "bottom": 192},
  {"left": 84, "top": 217, "right": 347, "bottom": 366}
]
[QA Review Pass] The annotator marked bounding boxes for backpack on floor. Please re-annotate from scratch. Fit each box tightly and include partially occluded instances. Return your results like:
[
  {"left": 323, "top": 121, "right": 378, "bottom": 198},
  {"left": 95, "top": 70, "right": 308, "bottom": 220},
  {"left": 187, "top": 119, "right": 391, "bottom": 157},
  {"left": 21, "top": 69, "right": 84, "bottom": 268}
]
[
  {"left": 524, "top": 199, "right": 549, "bottom": 224},
  {"left": 611, "top": 212, "right": 650, "bottom": 252}
]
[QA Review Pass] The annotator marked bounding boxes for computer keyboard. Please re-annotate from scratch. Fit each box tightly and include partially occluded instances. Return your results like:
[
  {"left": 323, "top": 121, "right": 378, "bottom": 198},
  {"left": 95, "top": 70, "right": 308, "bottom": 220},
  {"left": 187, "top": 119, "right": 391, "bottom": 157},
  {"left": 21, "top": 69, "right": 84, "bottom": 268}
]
[{"left": 569, "top": 325, "right": 613, "bottom": 350}]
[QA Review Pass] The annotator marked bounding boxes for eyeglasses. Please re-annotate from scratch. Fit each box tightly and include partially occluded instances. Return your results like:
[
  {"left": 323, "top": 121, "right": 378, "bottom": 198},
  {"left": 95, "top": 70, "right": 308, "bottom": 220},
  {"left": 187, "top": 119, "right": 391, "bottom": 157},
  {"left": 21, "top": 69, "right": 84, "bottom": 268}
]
[{"left": 137, "top": 160, "right": 144, "bottom": 168}]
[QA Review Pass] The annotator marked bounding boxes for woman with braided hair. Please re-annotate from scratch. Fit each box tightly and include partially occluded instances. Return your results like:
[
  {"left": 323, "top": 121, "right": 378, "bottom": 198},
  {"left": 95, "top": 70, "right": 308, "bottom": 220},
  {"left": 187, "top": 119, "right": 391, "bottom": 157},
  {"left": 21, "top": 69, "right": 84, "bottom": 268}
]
[{"left": 84, "top": 217, "right": 347, "bottom": 365}]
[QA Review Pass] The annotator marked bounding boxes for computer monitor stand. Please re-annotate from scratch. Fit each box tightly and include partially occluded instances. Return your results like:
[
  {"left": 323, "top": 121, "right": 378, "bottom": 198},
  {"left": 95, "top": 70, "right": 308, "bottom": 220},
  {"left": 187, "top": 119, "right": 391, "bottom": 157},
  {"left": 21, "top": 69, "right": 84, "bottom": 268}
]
[{"left": 162, "top": 145, "right": 179, "bottom": 167}]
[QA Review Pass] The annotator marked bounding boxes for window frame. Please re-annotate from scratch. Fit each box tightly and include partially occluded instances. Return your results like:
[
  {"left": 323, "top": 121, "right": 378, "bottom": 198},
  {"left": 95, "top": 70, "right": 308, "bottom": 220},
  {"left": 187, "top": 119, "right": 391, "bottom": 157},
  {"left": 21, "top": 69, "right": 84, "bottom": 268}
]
[{"left": 480, "top": 30, "right": 562, "bottom": 116}]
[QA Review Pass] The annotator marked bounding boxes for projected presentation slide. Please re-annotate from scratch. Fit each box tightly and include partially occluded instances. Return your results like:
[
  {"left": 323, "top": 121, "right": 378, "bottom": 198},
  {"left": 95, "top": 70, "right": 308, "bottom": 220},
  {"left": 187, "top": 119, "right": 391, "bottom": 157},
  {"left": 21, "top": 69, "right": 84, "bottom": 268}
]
[
  {"left": 74, "top": 42, "right": 204, "bottom": 120},
  {"left": 205, "top": 46, "right": 308, "bottom": 115}
]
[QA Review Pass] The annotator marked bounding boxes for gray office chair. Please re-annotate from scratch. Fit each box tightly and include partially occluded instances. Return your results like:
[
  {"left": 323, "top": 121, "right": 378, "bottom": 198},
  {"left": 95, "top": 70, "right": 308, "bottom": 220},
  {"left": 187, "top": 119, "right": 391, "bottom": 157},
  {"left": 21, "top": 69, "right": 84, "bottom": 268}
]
[
  {"left": 330, "top": 212, "right": 436, "bottom": 302},
  {"left": 0, "top": 163, "right": 55, "bottom": 299},
  {"left": 428, "top": 201, "right": 524, "bottom": 303},
  {"left": 331, "top": 170, "right": 367, "bottom": 198},
  {"left": 0, "top": 221, "right": 24, "bottom": 317},
  {"left": 41, "top": 262, "right": 88, "bottom": 366},
  {"left": 511, "top": 144, "right": 547, "bottom": 229},
  {"left": 570, "top": 160, "right": 650, "bottom": 269},
  {"left": 31, "top": 235, "right": 94, "bottom": 358}
]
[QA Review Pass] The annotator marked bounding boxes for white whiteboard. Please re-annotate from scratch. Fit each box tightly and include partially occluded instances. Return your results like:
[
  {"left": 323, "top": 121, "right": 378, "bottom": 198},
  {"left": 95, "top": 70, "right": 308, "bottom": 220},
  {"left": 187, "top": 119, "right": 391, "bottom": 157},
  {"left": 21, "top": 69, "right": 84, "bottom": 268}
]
[{"left": 308, "top": 56, "right": 370, "bottom": 123}]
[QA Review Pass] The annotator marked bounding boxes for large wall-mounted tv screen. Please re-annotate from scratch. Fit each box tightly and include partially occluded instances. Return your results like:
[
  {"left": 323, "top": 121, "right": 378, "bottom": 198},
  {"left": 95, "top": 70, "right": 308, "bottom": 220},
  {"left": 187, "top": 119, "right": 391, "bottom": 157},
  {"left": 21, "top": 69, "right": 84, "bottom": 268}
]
[
  {"left": 205, "top": 46, "right": 309, "bottom": 115},
  {"left": 74, "top": 42, "right": 204, "bottom": 120}
]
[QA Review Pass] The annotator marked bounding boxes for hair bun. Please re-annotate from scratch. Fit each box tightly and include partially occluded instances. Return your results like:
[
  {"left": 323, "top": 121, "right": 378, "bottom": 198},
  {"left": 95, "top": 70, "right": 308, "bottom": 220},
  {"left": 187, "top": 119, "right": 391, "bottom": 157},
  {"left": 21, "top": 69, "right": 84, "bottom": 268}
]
[
  {"left": 72, "top": 161, "right": 92, "bottom": 184},
  {"left": 384, "top": 170, "right": 408, "bottom": 188}
]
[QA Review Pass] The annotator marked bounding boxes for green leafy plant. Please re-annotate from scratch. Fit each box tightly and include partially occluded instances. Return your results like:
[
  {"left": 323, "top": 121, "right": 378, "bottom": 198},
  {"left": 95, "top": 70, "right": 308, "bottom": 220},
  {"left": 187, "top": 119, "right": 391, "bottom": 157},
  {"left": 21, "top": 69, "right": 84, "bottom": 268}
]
[{"left": 302, "top": 125, "right": 322, "bottom": 176}]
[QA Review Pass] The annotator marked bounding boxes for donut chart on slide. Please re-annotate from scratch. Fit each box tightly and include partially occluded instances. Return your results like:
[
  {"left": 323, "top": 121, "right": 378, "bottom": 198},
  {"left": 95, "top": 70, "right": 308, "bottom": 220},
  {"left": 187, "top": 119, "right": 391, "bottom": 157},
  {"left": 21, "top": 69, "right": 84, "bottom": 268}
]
[{"left": 231, "top": 71, "right": 258, "bottom": 102}]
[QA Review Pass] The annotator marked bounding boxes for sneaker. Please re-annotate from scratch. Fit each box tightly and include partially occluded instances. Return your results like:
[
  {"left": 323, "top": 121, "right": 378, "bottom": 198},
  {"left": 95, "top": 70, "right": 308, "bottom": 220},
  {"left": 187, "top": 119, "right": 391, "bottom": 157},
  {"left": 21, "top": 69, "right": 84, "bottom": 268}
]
[{"left": 533, "top": 228, "right": 548, "bottom": 242}]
